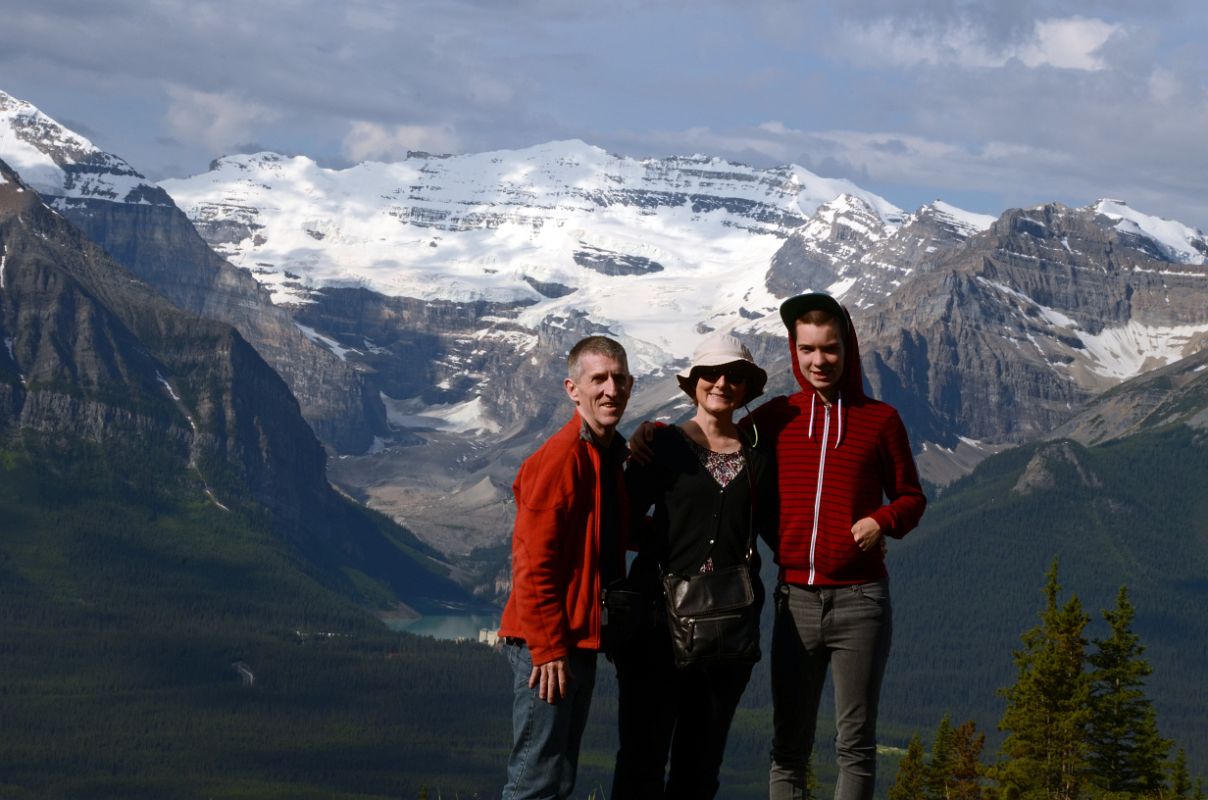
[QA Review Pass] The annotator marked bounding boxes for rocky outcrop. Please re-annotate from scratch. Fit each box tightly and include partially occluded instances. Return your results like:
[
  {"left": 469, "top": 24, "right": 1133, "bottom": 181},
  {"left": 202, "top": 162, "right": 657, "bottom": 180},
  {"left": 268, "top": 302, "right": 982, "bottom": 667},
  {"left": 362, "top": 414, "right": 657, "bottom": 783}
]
[
  {"left": 52, "top": 197, "right": 385, "bottom": 453},
  {"left": 1, "top": 160, "right": 477, "bottom": 610},
  {"left": 766, "top": 196, "right": 987, "bottom": 309},
  {"left": 858, "top": 203, "right": 1208, "bottom": 448},
  {"left": 0, "top": 159, "right": 326, "bottom": 522},
  {"left": 0, "top": 88, "right": 384, "bottom": 453},
  {"left": 1047, "top": 347, "right": 1208, "bottom": 445}
]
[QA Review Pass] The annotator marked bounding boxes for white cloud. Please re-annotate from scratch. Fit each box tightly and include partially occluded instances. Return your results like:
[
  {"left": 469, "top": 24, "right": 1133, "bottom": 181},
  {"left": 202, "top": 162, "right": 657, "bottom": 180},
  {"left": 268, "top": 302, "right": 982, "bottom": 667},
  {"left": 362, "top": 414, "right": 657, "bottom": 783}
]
[
  {"left": 841, "top": 15, "right": 1122, "bottom": 71},
  {"left": 1016, "top": 18, "right": 1120, "bottom": 71},
  {"left": 342, "top": 121, "right": 461, "bottom": 161},
  {"left": 1147, "top": 67, "right": 1181, "bottom": 103},
  {"left": 164, "top": 86, "right": 281, "bottom": 153}
]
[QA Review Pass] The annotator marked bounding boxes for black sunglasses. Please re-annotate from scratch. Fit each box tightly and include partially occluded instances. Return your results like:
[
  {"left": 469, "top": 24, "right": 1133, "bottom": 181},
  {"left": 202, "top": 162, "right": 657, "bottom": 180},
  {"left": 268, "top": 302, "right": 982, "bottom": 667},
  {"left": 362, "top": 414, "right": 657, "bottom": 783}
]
[{"left": 694, "top": 366, "right": 748, "bottom": 385}]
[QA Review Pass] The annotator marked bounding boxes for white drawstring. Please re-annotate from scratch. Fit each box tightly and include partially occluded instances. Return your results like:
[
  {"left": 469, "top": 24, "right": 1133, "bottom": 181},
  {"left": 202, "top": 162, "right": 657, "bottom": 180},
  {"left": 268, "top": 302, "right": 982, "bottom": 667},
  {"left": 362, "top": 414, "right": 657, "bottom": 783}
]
[
  {"left": 808, "top": 391, "right": 845, "bottom": 448},
  {"left": 835, "top": 394, "right": 844, "bottom": 449}
]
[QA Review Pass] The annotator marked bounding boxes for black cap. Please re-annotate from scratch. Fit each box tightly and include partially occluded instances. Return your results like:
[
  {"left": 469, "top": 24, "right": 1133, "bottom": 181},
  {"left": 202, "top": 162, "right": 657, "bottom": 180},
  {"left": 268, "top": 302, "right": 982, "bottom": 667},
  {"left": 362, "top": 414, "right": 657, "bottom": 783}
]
[{"left": 778, "top": 292, "right": 848, "bottom": 333}]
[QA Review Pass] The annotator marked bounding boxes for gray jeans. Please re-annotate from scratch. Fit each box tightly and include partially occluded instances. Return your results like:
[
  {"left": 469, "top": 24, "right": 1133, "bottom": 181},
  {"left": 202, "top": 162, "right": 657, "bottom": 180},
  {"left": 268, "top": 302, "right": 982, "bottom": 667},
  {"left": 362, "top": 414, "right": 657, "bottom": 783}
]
[{"left": 768, "top": 579, "right": 892, "bottom": 800}]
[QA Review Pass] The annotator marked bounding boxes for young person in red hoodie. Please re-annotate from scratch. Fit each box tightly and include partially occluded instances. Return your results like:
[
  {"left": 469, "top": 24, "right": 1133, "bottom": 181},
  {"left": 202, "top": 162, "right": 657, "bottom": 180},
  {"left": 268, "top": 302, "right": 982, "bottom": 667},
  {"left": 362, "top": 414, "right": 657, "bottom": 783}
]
[{"left": 754, "top": 293, "right": 927, "bottom": 800}]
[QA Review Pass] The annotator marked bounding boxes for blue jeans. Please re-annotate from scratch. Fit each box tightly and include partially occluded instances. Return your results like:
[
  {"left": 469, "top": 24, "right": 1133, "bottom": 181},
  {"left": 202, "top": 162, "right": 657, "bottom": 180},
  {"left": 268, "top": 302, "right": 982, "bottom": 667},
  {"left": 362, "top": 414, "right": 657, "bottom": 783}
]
[
  {"left": 769, "top": 579, "right": 892, "bottom": 800},
  {"left": 503, "top": 642, "right": 599, "bottom": 800}
]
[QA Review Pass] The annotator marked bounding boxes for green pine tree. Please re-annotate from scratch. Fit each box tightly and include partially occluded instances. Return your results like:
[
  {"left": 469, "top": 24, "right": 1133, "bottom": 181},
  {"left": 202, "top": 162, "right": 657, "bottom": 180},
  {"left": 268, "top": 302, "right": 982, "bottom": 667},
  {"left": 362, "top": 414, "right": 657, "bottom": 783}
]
[
  {"left": 890, "top": 733, "right": 929, "bottom": 800},
  {"left": 1087, "top": 586, "right": 1171, "bottom": 796},
  {"left": 996, "top": 561, "right": 1092, "bottom": 800},
  {"left": 1171, "top": 749, "right": 1191, "bottom": 798},
  {"left": 948, "top": 720, "right": 987, "bottom": 800},
  {"left": 929, "top": 714, "right": 957, "bottom": 800}
]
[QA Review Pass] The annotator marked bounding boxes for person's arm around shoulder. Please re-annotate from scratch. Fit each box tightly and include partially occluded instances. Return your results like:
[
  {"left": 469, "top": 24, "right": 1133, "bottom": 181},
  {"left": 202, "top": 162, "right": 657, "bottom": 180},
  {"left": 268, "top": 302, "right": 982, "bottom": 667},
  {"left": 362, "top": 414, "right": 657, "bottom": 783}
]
[{"left": 628, "top": 418, "right": 676, "bottom": 465}]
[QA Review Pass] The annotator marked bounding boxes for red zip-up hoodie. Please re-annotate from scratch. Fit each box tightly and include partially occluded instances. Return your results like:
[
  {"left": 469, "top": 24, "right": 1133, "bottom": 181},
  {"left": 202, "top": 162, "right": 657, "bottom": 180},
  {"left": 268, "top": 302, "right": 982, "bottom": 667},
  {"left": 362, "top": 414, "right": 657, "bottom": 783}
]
[{"left": 749, "top": 308, "right": 926, "bottom": 586}]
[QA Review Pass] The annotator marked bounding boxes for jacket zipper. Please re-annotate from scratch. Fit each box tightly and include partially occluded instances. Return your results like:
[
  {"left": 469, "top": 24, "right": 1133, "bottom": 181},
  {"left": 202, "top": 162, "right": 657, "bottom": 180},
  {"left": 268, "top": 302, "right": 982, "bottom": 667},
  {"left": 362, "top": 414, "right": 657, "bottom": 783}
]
[{"left": 808, "top": 405, "right": 830, "bottom": 585}]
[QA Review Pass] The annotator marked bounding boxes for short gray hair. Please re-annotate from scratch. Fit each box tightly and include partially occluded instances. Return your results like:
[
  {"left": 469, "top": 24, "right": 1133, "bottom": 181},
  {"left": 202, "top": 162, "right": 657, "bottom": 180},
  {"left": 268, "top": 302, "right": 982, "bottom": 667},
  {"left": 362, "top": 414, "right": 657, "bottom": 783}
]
[{"left": 567, "top": 335, "right": 628, "bottom": 380}]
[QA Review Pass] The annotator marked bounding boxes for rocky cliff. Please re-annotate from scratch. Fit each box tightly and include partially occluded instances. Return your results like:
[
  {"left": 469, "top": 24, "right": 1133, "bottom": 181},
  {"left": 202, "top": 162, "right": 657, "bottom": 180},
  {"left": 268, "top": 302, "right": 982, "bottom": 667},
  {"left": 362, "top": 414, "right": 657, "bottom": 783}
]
[
  {"left": 859, "top": 202, "right": 1208, "bottom": 452},
  {"left": 0, "top": 89, "right": 384, "bottom": 453},
  {"left": 0, "top": 158, "right": 473, "bottom": 608},
  {"left": 0, "top": 159, "right": 324, "bottom": 522}
]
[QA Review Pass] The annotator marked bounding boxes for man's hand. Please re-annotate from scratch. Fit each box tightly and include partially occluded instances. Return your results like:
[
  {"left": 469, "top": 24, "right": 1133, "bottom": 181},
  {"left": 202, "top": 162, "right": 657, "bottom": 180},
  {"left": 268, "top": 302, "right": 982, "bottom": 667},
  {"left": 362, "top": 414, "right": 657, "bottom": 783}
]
[
  {"left": 628, "top": 420, "right": 657, "bottom": 465},
  {"left": 529, "top": 657, "right": 573, "bottom": 704},
  {"left": 851, "top": 516, "right": 884, "bottom": 553}
]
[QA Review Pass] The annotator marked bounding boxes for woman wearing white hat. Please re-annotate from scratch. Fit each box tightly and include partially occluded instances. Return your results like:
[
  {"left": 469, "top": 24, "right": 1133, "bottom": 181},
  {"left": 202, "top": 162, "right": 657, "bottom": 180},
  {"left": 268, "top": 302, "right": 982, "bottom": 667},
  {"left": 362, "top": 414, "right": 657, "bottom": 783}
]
[{"left": 611, "top": 333, "right": 775, "bottom": 800}]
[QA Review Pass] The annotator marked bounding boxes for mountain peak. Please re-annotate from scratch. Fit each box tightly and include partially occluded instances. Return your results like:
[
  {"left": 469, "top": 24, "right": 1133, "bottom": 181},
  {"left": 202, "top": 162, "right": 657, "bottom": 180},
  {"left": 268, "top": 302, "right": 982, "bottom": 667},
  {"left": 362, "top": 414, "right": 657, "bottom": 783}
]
[
  {"left": 0, "top": 87, "right": 171, "bottom": 206},
  {"left": 918, "top": 200, "right": 996, "bottom": 235},
  {"left": 1090, "top": 198, "right": 1208, "bottom": 265}
]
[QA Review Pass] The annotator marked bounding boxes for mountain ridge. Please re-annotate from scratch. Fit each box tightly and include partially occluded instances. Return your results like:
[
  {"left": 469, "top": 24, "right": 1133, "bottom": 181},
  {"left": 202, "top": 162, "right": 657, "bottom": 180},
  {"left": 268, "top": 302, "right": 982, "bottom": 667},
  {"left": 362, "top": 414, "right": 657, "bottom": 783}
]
[{"left": 0, "top": 88, "right": 385, "bottom": 452}]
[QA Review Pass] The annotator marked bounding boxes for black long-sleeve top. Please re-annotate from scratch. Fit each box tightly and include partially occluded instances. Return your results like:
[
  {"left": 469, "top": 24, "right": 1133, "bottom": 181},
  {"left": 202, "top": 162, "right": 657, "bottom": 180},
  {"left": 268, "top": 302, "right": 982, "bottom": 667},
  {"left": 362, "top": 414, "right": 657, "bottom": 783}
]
[{"left": 624, "top": 425, "right": 777, "bottom": 593}]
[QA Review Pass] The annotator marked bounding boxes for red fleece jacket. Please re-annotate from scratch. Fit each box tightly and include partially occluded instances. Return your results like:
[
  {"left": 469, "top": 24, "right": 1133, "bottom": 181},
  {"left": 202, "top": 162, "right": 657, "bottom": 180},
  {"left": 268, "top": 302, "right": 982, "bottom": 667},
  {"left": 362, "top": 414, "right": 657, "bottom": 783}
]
[
  {"left": 498, "top": 414, "right": 629, "bottom": 665},
  {"left": 749, "top": 306, "right": 926, "bottom": 586}
]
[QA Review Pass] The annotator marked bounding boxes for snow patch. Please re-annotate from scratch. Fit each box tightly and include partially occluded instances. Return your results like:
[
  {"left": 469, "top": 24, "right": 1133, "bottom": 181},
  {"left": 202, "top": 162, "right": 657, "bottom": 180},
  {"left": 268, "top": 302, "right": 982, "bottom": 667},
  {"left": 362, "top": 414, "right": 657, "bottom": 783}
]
[
  {"left": 381, "top": 393, "right": 502, "bottom": 434},
  {"left": 1092, "top": 199, "right": 1208, "bottom": 265},
  {"left": 1076, "top": 320, "right": 1207, "bottom": 379},
  {"left": 295, "top": 322, "right": 359, "bottom": 361},
  {"left": 928, "top": 201, "right": 996, "bottom": 234},
  {"left": 978, "top": 277, "right": 1205, "bottom": 378},
  {"left": 156, "top": 372, "right": 181, "bottom": 401}
]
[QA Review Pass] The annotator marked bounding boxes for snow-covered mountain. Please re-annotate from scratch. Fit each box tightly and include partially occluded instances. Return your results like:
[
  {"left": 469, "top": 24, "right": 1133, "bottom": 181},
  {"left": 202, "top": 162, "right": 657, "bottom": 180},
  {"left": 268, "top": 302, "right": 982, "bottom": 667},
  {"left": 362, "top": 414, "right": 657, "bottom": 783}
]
[
  {"left": 6, "top": 85, "right": 1208, "bottom": 562},
  {"left": 0, "top": 91, "right": 171, "bottom": 207},
  {"left": 0, "top": 88, "right": 384, "bottom": 451},
  {"left": 159, "top": 139, "right": 1208, "bottom": 559},
  {"left": 161, "top": 143, "right": 905, "bottom": 369}
]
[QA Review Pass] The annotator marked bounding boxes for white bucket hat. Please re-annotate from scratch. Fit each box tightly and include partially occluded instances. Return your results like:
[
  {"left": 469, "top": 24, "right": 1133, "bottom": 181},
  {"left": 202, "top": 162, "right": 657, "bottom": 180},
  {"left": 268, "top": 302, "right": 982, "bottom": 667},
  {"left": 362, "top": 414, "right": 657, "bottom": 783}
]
[{"left": 675, "top": 334, "right": 768, "bottom": 401}]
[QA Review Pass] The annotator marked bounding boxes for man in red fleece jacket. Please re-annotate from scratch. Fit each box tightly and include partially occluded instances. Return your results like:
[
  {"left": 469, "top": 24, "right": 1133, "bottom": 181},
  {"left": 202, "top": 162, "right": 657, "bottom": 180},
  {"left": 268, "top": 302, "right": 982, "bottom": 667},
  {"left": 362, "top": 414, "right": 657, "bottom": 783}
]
[
  {"left": 498, "top": 335, "right": 633, "bottom": 800},
  {"left": 751, "top": 293, "right": 926, "bottom": 800}
]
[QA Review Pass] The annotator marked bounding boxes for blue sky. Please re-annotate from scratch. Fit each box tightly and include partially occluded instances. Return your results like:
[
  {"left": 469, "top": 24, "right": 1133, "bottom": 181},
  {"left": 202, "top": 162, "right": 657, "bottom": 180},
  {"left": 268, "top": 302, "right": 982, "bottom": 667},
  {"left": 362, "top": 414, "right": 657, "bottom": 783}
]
[{"left": 2, "top": 0, "right": 1206, "bottom": 227}]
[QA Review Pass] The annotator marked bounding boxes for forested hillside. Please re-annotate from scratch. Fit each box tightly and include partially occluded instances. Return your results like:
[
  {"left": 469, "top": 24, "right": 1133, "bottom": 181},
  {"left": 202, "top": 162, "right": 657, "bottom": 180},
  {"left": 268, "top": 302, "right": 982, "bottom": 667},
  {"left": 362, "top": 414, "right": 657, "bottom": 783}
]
[{"left": 0, "top": 439, "right": 510, "bottom": 799}]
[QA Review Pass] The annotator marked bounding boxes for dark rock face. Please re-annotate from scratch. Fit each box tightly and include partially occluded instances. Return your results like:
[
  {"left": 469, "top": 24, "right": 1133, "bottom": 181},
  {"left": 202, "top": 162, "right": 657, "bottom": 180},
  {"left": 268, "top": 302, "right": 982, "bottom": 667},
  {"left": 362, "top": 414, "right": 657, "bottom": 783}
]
[
  {"left": 522, "top": 276, "right": 576, "bottom": 298},
  {"left": 0, "top": 160, "right": 476, "bottom": 609},
  {"left": 857, "top": 203, "right": 1208, "bottom": 447},
  {"left": 292, "top": 287, "right": 596, "bottom": 435},
  {"left": 0, "top": 89, "right": 384, "bottom": 452},
  {"left": 51, "top": 197, "right": 385, "bottom": 452},
  {"left": 573, "top": 244, "right": 664, "bottom": 276},
  {"left": 0, "top": 160, "right": 326, "bottom": 522}
]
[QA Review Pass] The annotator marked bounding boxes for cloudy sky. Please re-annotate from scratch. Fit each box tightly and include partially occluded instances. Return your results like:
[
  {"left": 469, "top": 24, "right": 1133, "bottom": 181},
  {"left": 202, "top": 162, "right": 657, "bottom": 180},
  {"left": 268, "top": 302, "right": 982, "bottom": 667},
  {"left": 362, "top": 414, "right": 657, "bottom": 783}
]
[{"left": 2, "top": 0, "right": 1206, "bottom": 227}]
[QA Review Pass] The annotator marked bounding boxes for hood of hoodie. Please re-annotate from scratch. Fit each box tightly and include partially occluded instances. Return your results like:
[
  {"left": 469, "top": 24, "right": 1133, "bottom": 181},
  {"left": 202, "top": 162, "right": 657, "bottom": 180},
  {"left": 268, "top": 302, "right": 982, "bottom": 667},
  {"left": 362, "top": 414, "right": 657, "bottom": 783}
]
[{"left": 786, "top": 302, "right": 867, "bottom": 403}]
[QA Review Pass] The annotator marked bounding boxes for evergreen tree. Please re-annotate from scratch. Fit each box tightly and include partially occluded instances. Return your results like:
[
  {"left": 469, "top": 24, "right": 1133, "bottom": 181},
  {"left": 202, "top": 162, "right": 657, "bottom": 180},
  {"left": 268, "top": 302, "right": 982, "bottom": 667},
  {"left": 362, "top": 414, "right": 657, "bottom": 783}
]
[
  {"left": 996, "top": 561, "right": 1092, "bottom": 800},
  {"left": 1171, "top": 749, "right": 1191, "bottom": 798},
  {"left": 1087, "top": 586, "right": 1171, "bottom": 796},
  {"left": 948, "top": 720, "right": 987, "bottom": 800},
  {"left": 929, "top": 714, "right": 957, "bottom": 800},
  {"left": 890, "top": 733, "right": 929, "bottom": 800}
]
